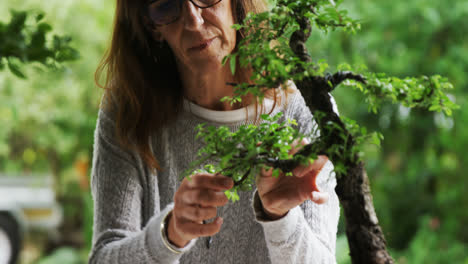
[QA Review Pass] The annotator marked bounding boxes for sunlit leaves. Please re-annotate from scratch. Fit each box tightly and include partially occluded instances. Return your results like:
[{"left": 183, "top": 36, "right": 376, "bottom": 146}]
[
  {"left": 340, "top": 68, "right": 459, "bottom": 116},
  {"left": 191, "top": 0, "right": 458, "bottom": 204},
  {"left": 221, "top": 0, "right": 360, "bottom": 106},
  {"left": 183, "top": 112, "right": 313, "bottom": 201}
]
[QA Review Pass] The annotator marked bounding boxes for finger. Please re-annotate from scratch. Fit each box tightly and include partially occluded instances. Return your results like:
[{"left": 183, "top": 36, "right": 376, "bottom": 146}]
[
  {"left": 178, "top": 205, "right": 218, "bottom": 223},
  {"left": 180, "top": 217, "right": 224, "bottom": 238},
  {"left": 293, "top": 155, "right": 328, "bottom": 177},
  {"left": 292, "top": 160, "right": 312, "bottom": 177},
  {"left": 186, "top": 173, "right": 234, "bottom": 190},
  {"left": 289, "top": 137, "right": 310, "bottom": 155},
  {"left": 288, "top": 138, "right": 311, "bottom": 176},
  {"left": 182, "top": 189, "right": 229, "bottom": 207},
  {"left": 310, "top": 191, "right": 329, "bottom": 204}
]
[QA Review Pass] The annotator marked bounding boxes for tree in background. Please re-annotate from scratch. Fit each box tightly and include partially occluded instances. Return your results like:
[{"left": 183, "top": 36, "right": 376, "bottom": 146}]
[
  {"left": 321, "top": 0, "right": 468, "bottom": 262},
  {"left": 0, "top": 1, "right": 109, "bottom": 260},
  {"left": 0, "top": 10, "right": 79, "bottom": 78},
  {"left": 0, "top": 9, "right": 81, "bottom": 192}
]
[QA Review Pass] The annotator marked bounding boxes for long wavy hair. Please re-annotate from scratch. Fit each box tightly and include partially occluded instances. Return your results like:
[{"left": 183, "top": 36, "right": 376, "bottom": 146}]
[{"left": 95, "top": 0, "right": 295, "bottom": 171}]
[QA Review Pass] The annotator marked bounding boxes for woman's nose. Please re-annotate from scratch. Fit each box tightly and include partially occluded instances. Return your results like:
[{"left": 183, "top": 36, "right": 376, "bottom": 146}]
[{"left": 182, "top": 1, "right": 204, "bottom": 31}]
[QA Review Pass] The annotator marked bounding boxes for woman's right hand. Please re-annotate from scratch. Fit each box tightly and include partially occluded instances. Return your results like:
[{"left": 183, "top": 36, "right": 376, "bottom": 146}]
[{"left": 167, "top": 173, "right": 234, "bottom": 248}]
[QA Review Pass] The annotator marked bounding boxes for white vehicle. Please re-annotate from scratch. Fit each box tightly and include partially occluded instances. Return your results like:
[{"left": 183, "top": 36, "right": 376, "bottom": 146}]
[{"left": 0, "top": 175, "right": 62, "bottom": 264}]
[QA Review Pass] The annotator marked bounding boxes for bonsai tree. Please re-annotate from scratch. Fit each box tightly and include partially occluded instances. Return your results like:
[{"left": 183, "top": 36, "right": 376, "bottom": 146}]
[{"left": 180, "top": 0, "right": 458, "bottom": 263}]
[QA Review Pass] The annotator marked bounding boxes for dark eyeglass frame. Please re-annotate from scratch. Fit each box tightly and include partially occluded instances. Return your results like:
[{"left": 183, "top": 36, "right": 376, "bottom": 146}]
[{"left": 147, "top": 0, "right": 224, "bottom": 26}]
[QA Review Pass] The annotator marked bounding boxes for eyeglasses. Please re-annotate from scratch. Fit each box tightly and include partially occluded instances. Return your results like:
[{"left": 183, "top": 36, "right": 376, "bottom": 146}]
[{"left": 147, "top": 0, "right": 224, "bottom": 26}]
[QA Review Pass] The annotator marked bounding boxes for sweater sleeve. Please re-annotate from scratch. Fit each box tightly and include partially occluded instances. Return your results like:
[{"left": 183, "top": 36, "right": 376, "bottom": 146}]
[
  {"left": 252, "top": 89, "right": 340, "bottom": 264},
  {"left": 88, "top": 107, "right": 196, "bottom": 264}
]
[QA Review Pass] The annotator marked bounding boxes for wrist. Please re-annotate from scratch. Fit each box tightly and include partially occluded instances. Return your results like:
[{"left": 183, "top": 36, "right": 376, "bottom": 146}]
[
  {"left": 263, "top": 207, "right": 288, "bottom": 221},
  {"left": 166, "top": 211, "right": 190, "bottom": 248},
  {"left": 258, "top": 198, "right": 288, "bottom": 220}
]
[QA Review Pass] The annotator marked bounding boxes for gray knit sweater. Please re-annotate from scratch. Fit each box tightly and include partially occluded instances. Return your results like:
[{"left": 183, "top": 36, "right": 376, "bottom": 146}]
[{"left": 88, "top": 86, "right": 340, "bottom": 264}]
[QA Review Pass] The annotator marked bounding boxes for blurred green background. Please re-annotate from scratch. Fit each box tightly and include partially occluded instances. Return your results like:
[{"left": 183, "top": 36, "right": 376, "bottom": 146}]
[{"left": 0, "top": 0, "right": 467, "bottom": 263}]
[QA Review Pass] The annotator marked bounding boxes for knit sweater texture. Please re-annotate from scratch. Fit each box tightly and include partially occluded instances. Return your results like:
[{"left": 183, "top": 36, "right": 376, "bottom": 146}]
[{"left": 88, "top": 85, "right": 340, "bottom": 264}]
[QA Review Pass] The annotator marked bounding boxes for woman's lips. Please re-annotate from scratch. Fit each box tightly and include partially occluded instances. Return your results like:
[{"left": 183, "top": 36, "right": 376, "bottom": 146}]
[{"left": 188, "top": 37, "right": 215, "bottom": 52}]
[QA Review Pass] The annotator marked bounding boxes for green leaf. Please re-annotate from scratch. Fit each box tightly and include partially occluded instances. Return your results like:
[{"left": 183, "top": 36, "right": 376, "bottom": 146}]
[
  {"left": 225, "top": 189, "right": 240, "bottom": 202},
  {"left": 7, "top": 60, "right": 26, "bottom": 79},
  {"left": 230, "top": 54, "right": 237, "bottom": 75},
  {"left": 231, "top": 24, "right": 242, "bottom": 30},
  {"left": 36, "top": 13, "right": 45, "bottom": 22},
  {"left": 38, "top": 22, "right": 52, "bottom": 33},
  {"left": 370, "top": 132, "right": 381, "bottom": 147},
  {"left": 221, "top": 55, "right": 229, "bottom": 66},
  {"left": 56, "top": 47, "right": 80, "bottom": 62},
  {"left": 272, "top": 168, "right": 280, "bottom": 177}
]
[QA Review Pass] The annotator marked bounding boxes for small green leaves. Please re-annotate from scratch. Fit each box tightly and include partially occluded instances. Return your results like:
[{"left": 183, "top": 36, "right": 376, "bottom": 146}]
[
  {"left": 183, "top": 111, "right": 316, "bottom": 201},
  {"left": 231, "top": 23, "right": 243, "bottom": 30},
  {"left": 341, "top": 70, "right": 459, "bottom": 116},
  {"left": 220, "top": 0, "right": 361, "bottom": 94},
  {"left": 225, "top": 189, "right": 240, "bottom": 202},
  {"left": 180, "top": 0, "right": 458, "bottom": 203},
  {"left": 370, "top": 132, "right": 384, "bottom": 147}
]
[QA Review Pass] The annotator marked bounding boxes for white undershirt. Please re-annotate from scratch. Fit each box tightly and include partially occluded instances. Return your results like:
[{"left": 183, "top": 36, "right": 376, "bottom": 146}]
[{"left": 183, "top": 97, "right": 276, "bottom": 124}]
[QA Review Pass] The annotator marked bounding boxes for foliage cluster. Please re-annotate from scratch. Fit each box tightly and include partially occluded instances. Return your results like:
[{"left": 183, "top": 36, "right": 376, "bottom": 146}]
[
  {"left": 225, "top": 0, "right": 457, "bottom": 120},
  {"left": 0, "top": 10, "right": 78, "bottom": 78},
  {"left": 183, "top": 112, "right": 312, "bottom": 201},
  {"left": 189, "top": 0, "right": 457, "bottom": 205}
]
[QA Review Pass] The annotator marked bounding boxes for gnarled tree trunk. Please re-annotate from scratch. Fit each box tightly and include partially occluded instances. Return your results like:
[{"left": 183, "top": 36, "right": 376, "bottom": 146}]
[{"left": 290, "top": 13, "right": 394, "bottom": 264}]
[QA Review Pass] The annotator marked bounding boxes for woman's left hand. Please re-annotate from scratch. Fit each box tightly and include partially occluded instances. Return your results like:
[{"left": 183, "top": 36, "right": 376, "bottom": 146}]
[{"left": 256, "top": 138, "right": 330, "bottom": 220}]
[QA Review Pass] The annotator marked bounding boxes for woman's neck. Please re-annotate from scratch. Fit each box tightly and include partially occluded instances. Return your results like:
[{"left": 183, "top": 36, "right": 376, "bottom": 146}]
[{"left": 179, "top": 64, "right": 253, "bottom": 111}]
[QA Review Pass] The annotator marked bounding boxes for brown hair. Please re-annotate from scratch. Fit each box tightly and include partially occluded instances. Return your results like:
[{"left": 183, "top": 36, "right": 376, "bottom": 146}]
[{"left": 95, "top": 0, "right": 296, "bottom": 171}]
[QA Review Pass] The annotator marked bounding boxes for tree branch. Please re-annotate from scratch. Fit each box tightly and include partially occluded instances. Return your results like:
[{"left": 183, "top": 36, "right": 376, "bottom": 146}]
[{"left": 285, "top": 6, "right": 394, "bottom": 264}]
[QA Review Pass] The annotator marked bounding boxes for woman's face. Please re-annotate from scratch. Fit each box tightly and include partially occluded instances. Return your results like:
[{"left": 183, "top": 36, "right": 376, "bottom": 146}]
[{"left": 152, "top": 0, "right": 237, "bottom": 74}]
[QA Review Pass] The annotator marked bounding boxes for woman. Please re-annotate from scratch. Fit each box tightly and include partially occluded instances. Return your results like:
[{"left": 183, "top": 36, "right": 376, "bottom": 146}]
[{"left": 89, "top": 0, "right": 340, "bottom": 263}]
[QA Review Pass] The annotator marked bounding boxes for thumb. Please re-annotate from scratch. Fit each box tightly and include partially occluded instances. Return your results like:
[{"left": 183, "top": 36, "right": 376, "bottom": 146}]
[{"left": 310, "top": 191, "right": 329, "bottom": 204}]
